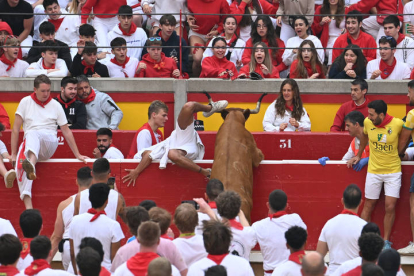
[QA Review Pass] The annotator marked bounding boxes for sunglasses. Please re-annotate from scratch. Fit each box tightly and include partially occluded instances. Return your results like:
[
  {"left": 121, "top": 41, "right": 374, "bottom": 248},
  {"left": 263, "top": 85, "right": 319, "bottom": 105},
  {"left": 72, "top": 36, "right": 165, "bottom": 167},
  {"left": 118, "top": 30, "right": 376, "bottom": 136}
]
[{"left": 148, "top": 37, "right": 162, "bottom": 42}]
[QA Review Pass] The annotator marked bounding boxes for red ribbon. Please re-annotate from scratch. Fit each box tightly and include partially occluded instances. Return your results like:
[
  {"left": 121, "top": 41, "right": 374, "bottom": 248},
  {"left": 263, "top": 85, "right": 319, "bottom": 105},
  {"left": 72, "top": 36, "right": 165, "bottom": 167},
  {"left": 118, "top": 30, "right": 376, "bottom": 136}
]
[
  {"left": 0, "top": 265, "right": 20, "bottom": 275},
  {"left": 82, "top": 60, "right": 95, "bottom": 74},
  {"left": 397, "top": 32, "right": 405, "bottom": 45},
  {"left": 160, "top": 233, "right": 173, "bottom": 241},
  {"left": 87, "top": 208, "right": 107, "bottom": 222},
  {"left": 42, "top": 59, "right": 55, "bottom": 70},
  {"left": 48, "top": 17, "right": 64, "bottom": 32},
  {"left": 110, "top": 57, "right": 130, "bottom": 77},
  {"left": 288, "top": 250, "right": 306, "bottom": 265},
  {"left": 31, "top": 92, "right": 52, "bottom": 108},
  {"left": 0, "top": 55, "right": 16, "bottom": 71},
  {"left": 56, "top": 94, "right": 76, "bottom": 109},
  {"left": 207, "top": 253, "right": 228, "bottom": 265},
  {"left": 193, "top": 43, "right": 205, "bottom": 54},
  {"left": 24, "top": 259, "right": 51, "bottom": 276},
  {"left": 78, "top": 88, "right": 96, "bottom": 104},
  {"left": 379, "top": 58, "right": 396, "bottom": 79},
  {"left": 269, "top": 210, "right": 288, "bottom": 219},
  {"left": 119, "top": 22, "right": 137, "bottom": 36},
  {"left": 285, "top": 103, "right": 293, "bottom": 112}
]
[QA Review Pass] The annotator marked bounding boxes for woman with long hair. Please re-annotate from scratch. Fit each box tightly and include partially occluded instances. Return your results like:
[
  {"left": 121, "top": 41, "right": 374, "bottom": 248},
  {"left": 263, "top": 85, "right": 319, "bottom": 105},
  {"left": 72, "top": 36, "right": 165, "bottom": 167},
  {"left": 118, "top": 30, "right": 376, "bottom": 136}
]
[
  {"left": 238, "top": 42, "right": 279, "bottom": 78},
  {"left": 242, "top": 15, "right": 287, "bottom": 73},
  {"left": 229, "top": 0, "right": 277, "bottom": 42},
  {"left": 202, "top": 16, "right": 246, "bottom": 71},
  {"left": 263, "top": 78, "right": 311, "bottom": 132},
  {"left": 200, "top": 37, "right": 238, "bottom": 79},
  {"left": 290, "top": 40, "right": 325, "bottom": 79},
  {"left": 329, "top": 44, "right": 367, "bottom": 79}
]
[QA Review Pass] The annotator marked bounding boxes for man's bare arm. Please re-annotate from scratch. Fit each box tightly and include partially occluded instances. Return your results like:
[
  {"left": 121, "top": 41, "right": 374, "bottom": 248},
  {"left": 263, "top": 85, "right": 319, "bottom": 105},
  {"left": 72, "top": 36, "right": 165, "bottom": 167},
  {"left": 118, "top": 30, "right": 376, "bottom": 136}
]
[{"left": 49, "top": 200, "right": 68, "bottom": 262}]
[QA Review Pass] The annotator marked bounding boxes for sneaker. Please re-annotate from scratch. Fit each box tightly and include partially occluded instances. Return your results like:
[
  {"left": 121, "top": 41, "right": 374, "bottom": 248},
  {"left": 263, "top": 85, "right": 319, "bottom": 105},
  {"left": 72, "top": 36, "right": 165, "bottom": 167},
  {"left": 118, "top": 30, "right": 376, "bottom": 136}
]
[
  {"left": 22, "top": 159, "right": 36, "bottom": 180},
  {"left": 398, "top": 241, "right": 414, "bottom": 255},
  {"left": 202, "top": 100, "right": 228, "bottom": 118},
  {"left": 383, "top": 240, "right": 393, "bottom": 250},
  {"left": 4, "top": 169, "right": 16, "bottom": 188}
]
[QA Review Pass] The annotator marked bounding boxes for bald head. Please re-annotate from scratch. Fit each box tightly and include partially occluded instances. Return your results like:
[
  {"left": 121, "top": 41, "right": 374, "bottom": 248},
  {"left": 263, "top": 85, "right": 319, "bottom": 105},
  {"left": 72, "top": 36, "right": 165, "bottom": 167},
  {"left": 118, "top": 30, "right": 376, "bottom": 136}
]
[{"left": 301, "top": 252, "right": 326, "bottom": 276}]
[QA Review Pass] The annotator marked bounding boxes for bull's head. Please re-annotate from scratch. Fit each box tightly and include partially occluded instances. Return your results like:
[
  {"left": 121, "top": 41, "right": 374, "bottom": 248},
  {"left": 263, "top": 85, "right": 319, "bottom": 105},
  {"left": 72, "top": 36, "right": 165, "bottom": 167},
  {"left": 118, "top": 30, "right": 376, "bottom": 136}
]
[{"left": 203, "top": 91, "right": 267, "bottom": 122}]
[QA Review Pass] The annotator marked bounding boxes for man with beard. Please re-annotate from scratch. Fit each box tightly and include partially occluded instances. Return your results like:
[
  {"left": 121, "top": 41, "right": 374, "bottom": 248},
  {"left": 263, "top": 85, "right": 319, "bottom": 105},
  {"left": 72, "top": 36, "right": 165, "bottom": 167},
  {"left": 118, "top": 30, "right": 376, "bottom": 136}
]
[
  {"left": 349, "top": 100, "right": 403, "bottom": 250},
  {"left": 54, "top": 77, "right": 87, "bottom": 129},
  {"left": 93, "top": 128, "right": 124, "bottom": 159}
]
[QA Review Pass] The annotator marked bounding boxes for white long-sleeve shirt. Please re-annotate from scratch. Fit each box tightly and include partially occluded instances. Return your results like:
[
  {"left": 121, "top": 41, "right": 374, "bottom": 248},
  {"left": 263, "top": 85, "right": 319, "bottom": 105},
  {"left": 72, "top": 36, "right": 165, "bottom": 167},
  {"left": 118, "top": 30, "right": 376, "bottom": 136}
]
[
  {"left": 282, "top": 35, "right": 324, "bottom": 67},
  {"left": 25, "top": 58, "right": 69, "bottom": 77},
  {"left": 263, "top": 100, "right": 311, "bottom": 132},
  {"left": 366, "top": 58, "right": 411, "bottom": 80}
]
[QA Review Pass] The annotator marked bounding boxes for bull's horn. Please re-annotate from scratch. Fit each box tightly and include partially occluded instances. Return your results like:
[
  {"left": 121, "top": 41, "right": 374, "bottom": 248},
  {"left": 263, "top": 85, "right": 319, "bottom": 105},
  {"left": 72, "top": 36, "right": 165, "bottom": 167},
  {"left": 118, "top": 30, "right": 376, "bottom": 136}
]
[
  {"left": 250, "top": 93, "right": 268, "bottom": 114},
  {"left": 202, "top": 91, "right": 214, "bottom": 105}
]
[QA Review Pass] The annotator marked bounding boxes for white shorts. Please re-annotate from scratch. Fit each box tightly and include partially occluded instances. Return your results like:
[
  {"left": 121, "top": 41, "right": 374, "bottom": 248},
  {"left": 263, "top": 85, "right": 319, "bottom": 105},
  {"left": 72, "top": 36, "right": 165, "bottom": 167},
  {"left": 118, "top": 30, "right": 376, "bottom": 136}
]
[
  {"left": 188, "top": 30, "right": 208, "bottom": 43},
  {"left": 365, "top": 172, "right": 402, "bottom": 199},
  {"left": 170, "top": 121, "right": 199, "bottom": 160}
]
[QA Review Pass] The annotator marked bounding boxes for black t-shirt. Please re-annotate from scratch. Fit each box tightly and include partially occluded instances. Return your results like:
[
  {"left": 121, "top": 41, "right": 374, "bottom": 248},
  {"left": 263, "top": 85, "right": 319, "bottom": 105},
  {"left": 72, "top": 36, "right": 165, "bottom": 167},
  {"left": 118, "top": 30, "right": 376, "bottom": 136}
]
[{"left": 0, "top": 0, "right": 33, "bottom": 36}]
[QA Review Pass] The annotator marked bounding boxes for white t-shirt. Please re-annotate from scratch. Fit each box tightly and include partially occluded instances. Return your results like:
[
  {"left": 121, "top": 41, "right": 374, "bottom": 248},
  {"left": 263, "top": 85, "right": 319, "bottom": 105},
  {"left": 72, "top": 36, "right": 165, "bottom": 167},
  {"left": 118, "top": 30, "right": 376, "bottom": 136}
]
[
  {"left": 195, "top": 209, "right": 220, "bottom": 235},
  {"left": 17, "top": 255, "right": 33, "bottom": 271},
  {"left": 366, "top": 58, "right": 411, "bottom": 80},
  {"left": 103, "top": 147, "right": 124, "bottom": 159},
  {"left": 271, "top": 260, "right": 301, "bottom": 276},
  {"left": 172, "top": 235, "right": 208, "bottom": 267},
  {"left": 0, "top": 218, "right": 17, "bottom": 236},
  {"left": 114, "top": 262, "right": 180, "bottom": 276},
  {"left": 229, "top": 226, "right": 256, "bottom": 260},
  {"left": 106, "top": 57, "right": 139, "bottom": 78},
  {"left": 78, "top": 189, "right": 119, "bottom": 221},
  {"left": 251, "top": 214, "right": 307, "bottom": 271},
  {"left": 332, "top": 257, "right": 407, "bottom": 276},
  {"left": 0, "top": 59, "right": 29, "bottom": 77},
  {"left": 23, "top": 268, "right": 73, "bottom": 275},
  {"left": 137, "top": 129, "right": 162, "bottom": 153},
  {"left": 318, "top": 214, "right": 367, "bottom": 275},
  {"left": 404, "top": 2, "right": 414, "bottom": 39},
  {"left": 15, "top": 95, "right": 67, "bottom": 138},
  {"left": 188, "top": 255, "right": 254, "bottom": 276},
  {"left": 69, "top": 213, "right": 125, "bottom": 270}
]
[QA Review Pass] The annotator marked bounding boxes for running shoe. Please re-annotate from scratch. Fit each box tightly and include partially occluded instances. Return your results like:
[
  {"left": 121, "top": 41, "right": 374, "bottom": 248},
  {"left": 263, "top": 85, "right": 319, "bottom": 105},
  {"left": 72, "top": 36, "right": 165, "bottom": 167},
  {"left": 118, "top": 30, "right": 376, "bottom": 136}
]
[
  {"left": 4, "top": 169, "right": 16, "bottom": 188},
  {"left": 22, "top": 159, "right": 36, "bottom": 180},
  {"left": 398, "top": 242, "right": 414, "bottom": 255},
  {"left": 383, "top": 240, "right": 393, "bottom": 250},
  {"left": 203, "top": 100, "right": 228, "bottom": 118}
]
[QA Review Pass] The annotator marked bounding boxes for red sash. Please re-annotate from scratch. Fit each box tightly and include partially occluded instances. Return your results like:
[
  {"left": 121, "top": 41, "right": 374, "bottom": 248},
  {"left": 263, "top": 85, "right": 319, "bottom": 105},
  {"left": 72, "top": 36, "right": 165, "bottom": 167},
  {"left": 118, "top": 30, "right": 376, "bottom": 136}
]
[
  {"left": 87, "top": 208, "right": 107, "bottom": 222},
  {"left": 340, "top": 209, "right": 359, "bottom": 216},
  {"left": 119, "top": 22, "right": 137, "bottom": 36},
  {"left": 48, "top": 17, "right": 64, "bottom": 32},
  {"left": 269, "top": 210, "right": 288, "bottom": 219},
  {"left": 0, "top": 55, "right": 16, "bottom": 71},
  {"left": 31, "top": 92, "right": 52, "bottom": 108},
  {"left": 56, "top": 94, "right": 76, "bottom": 109},
  {"left": 20, "top": 237, "right": 33, "bottom": 259},
  {"left": 17, "top": 139, "right": 26, "bottom": 182},
  {"left": 208, "top": 201, "right": 217, "bottom": 209},
  {"left": 229, "top": 219, "right": 243, "bottom": 230},
  {"left": 379, "top": 58, "right": 396, "bottom": 79},
  {"left": 78, "top": 88, "right": 96, "bottom": 104},
  {"left": 126, "top": 252, "right": 159, "bottom": 275},
  {"left": 207, "top": 253, "right": 228, "bottom": 265},
  {"left": 288, "top": 250, "right": 305, "bottom": 265},
  {"left": 82, "top": 60, "right": 95, "bottom": 74},
  {"left": 42, "top": 59, "right": 55, "bottom": 70},
  {"left": 127, "top": 122, "right": 163, "bottom": 158},
  {"left": 376, "top": 114, "right": 394, "bottom": 128},
  {"left": 0, "top": 265, "right": 20, "bottom": 275},
  {"left": 24, "top": 259, "right": 51, "bottom": 276}
]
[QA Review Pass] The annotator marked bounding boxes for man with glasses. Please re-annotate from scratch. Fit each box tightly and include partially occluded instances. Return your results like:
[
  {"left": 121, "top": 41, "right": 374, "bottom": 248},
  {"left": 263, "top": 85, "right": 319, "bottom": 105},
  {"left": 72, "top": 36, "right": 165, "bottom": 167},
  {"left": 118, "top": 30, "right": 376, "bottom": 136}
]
[
  {"left": 106, "top": 37, "right": 139, "bottom": 78},
  {"left": 367, "top": 36, "right": 411, "bottom": 80}
]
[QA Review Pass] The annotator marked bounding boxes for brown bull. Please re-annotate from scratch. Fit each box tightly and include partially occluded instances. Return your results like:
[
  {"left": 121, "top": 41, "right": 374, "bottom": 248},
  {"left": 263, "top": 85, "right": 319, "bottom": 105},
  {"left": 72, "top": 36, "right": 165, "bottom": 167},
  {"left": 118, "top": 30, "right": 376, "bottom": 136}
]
[{"left": 207, "top": 92, "right": 266, "bottom": 222}]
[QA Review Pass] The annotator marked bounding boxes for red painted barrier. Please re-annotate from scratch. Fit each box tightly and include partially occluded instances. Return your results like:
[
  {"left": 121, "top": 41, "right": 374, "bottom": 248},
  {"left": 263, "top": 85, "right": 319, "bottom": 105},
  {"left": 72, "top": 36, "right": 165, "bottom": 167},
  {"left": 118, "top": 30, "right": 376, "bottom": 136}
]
[{"left": 1, "top": 160, "right": 413, "bottom": 250}]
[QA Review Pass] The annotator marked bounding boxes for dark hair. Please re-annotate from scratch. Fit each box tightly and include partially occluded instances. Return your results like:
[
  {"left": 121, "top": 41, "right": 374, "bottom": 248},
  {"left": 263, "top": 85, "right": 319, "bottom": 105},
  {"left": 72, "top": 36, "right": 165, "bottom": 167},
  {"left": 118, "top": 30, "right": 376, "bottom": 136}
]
[
  {"left": 346, "top": 10, "right": 363, "bottom": 24},
  {"left": 126, "top": 206, "right": 150, "bottom": 236},
  {"left": 383, "top": 15, "right": 400, "bottom": 28},
  {"left": 268, "top": 189, "right": 287, "bottom": 212},
  {"left": 20, "top": 209, "right": 42, "bottom": 238},
  {"left": 92, "top": 158, "right": 110, "bottom": 175},
  {"left": 76, "top": 75, "right": 90, "bottom": 84},
  {"left": 321, "top": 0, "right": 345, "bottom": 28},
  {"left": 79, "top": 24, "right": 96, "bottom": 37},
  {"left": 368, "top": 100, "right": 387, "bottom": 116},
  {"left": 77, "top": 166, "right": 92, "bottom": 188},
  {"left": 344, "top": 110, "right": 365, "bottom": 127},
  {"left": 275, "top": 79, "right": 305, "bottom": 121},
  {"left": 0, "top": 123, "right": 4, "bottom": 132},
  {"left": 212, "top": 37, "right": 226, "bottom": 47},
  {"left": 378, "top": 36, "right": 397, "bottom": 49},
  {"left": 82, "top": 41, "right": 97, "bottom": 55},
  {"left": 118, "top": 5, "right": 133, "bottom": 16},
  {"left": 408, "top": 80, "right": 414, "bottom": 89},
  {"left": 96, "top": 128, "right": 113, "bottom": 138},
  {"left": 351, "top": 78, "right": 368, "bottom": 92},
  {"left": 160, "top": 14, "right": 177, "bottom": 26},
  {"left": 293, "top": 16, "right": 310, "bottom": 37},
  {"left": 362, "top": 222, "right": 381, "bottom": 235},
  {"left": 361, "top": 263, "right": 384, "bottom": 276},
  {"left": 41, "top": 39, "right": 58, "bottom": 53},
  {"left": 34, "top": 74, "right": 51, "bottom": 88},
  {"left": 333, "top": 44, "right": 367, "bottom": 76},
  {"left": 251, "top": 15, "right": 280, "bottom": 60},
  {"left": 174, "top": 203, "right": 199, "bottom": 233},
  {"left": 359, "top": 233, "right": 384, "bottom": 262},
  {"left": 42, "top": 0, "right": 59, "bottom": 9},
  {"left": 236, "top": 0, "right": 262, "bottom": 27},
  {"left": 89, "top": 183, "right": 110, "bottom": 209},
  {"left": 61, "top": 76, "right": 78, "bottom": 88},
  {"left": 76, "top": 247, "right": 101, "bottom": 276},
  {"left": 206, "top": 179, "right": 224, "bottom": 201},
  {"left": 111, "top": 37, "right": 127, "bottom": 50},
  {"left": 148, "top": 100, "right": 168, "bottom": 119},
  {"left": 377, "top": 249, "right": 400, "bottom": 275},
  {"left": 0, "top": 234, "right": 22, "bottom": 265},
  {"left": 79, "top": 237, "right": 104, "bottom": 262},
  {"left": 343, "top": 184, "right": 362, "bottom": 209},
  {"left": 202, "top": 220, "right": 232, "bottom": 255},
  {"left": 205, "top": 265, "right": 228, "bottom": 276},
  {"left": 39, "top": 21, "right": 55, "bottom": 36},
  {"left": 216, "top": 191, "right": 241, "bottom": 220},
  {"left": 149, "top": 207, "right": 171, "bottom": 235},
  {"left": 137, "top": 221, "right": 161, "bottom": 247},
  {"left": 30, "top": 236, "right": 51, "bottom": 260},
  {"left": 285, "top": 226, "right": 307, "bottom": 251},
  {"left": 294, "top": 40, "right": 324, "bottom": 78},
  {"left": 139, "top": 200, "right": 157, "bottom": 211}
]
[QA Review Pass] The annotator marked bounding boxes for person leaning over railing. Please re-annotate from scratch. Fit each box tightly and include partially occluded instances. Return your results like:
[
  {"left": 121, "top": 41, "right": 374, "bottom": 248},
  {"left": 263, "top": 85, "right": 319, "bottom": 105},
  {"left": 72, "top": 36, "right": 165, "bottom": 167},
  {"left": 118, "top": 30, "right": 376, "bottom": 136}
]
[
  {"left": 329, "top": 44, "right": 367, "bottom": 79},
  {"left": 290, "top": 40, "right": 325, "bottom": 79},
  {"left": 238, "top": 42, "right": 280, "bottom": 79}
]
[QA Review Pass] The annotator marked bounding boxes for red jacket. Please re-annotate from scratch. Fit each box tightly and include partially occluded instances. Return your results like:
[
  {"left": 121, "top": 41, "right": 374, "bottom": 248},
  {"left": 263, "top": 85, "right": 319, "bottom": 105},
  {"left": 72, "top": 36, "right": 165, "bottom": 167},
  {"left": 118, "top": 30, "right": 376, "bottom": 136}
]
[
  {"left": 230, "top": 0, "right": 276, "bottom": 27},
  {"left": 239, "top": 63, "right": 280, "bottom": 78},
  {"left": 242, "top": 38, "right": 288, "bottom": 72},
  {"left": 331, "top": 31, "right": 377, "bottom": 63},
  {"left": 290, "top": 60, "right": 325, "bottom": 79},
  {"left": 81, "top": 0, "right": 126, "bottom": 23},
  {"left": 187, "top": 0, "right": 230, "bottom": 35},
  {"left": 0, "top": 103, "right": 10, "bottom": 129},
  {"left": 200, "top": 55, "right": 238, "bottom": 80},
  {"left": 353, "top": 0, "right": 404, "bottom": 23},
  {"left": 135, "top": 53, "right": 178, "bottom": 78},
  {"left": 330, "top": 98, "right": 370, "bottom": 131}
]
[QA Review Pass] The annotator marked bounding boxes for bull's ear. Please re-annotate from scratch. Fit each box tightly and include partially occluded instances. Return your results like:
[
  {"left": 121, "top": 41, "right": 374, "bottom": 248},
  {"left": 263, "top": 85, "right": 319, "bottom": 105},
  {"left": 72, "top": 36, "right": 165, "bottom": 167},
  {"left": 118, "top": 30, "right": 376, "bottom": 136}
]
[
  {"left": 221, "top": 110, "right": 229, "bottom": 120},
  {"left": 243, "top": 109, "right": 251, "bottom": 121}
]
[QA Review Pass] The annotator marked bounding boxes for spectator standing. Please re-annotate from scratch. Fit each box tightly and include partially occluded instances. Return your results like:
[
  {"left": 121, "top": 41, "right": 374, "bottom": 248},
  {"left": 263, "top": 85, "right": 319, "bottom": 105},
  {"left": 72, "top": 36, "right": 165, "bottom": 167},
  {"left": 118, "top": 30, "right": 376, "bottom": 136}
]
[
  {"left": 290, "top": 40, "right": 325, "bottom": 79},
  {"left": 329, "top": 44, "right": 367, "bottom": 79},
  {"left": 0, "top": 37, "right": 29, "bottom": 78},
  {"left": 238, "top": 42, "right": 280, "bottom": 79},
  {"left": 92, "top": 128, "right": 124, "bottom": 159},
  {"left": 70, "top": 41, "right": 109, "bottom": 78}
]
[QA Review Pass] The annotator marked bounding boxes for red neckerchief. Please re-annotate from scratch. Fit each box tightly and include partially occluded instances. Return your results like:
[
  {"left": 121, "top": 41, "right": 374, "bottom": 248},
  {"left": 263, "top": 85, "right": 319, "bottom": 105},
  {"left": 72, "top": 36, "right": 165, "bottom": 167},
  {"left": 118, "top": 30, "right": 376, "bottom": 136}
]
[
  {"left": 207, "top": 253, "right": 229, "bottom": 265},
  {"left": 379, "top": 58, "right": 396, "bottom": 79},
  {"left": 17, "top": 139, "right": 26, "bottom": 182},
  {"left": 78, "top": 88, "right": 96, "bottom": 104},
  {"left": 126, "top": 252, "right": 159, "bottom": 275},
  {"left": 42, "top": 58, "right": 55, "bottom": 70},
  {"left": 160, "top": 234, "right": 173, "bottom": 241},
  {"left": 229, "top": 219, "right": 243, "bottom": 230},
  {"left": 397, "top": 32, "right": 405, "bottom": 45},
  {"left": 56, "top": 94, "right": 76, "bottom": 109},
  {"left": 269, "top": 210, "right": 288, "bottom": 219},
  {"left": 31, "top": 92, "right": 52, "bottom": 108},
  {"left": 0, "top": 265, "right": 20, "bottom": 275},
  {"left": 24, "top": 259, "right": 51, "bottom": 276},
  {"left": 376, "top": 113, "right": 394, "bottom": 129},
  {"left": 285, "top": 103, "right": 293, "bottom": 112},
  {"left": 99, "top": 266, "right": 112, "bottom": 276},
  {"left": 119, "top": 22, "right": 137, "bottom": 36},
  {"left": 288, "top": 250, "right": 306, "bottom": 265},
  {"left": 82, "top": 60, "right": 95, "bottom": 74},
  {"left": 110, "top": 57, "right": 130, "bottom": 77},
  {"left": 20, "top": 237, "right": 33, "bottom": 259},
  {"left": 221, "top": 33, "right": 237, "bottom": 47},
  {"left": 154, "top": 61, "right": 165, "bottom": 70},
  {"left": 341, "top": 209, "right": 359, "bottom": 216},
  {"left": 303, "top": 61, "right": 314, "bottom": 77},
  {"left": 0, "top": 55, "right": 17, "bottom": 71},
  {"left": 208, "top": 201, "right": 217, "bottom": 209},
  {"left": 87, "top": 208, "right": 107, "bottom": 222},
  {"left": 48, "top": 17, "right": 64, "bottom": 32}
]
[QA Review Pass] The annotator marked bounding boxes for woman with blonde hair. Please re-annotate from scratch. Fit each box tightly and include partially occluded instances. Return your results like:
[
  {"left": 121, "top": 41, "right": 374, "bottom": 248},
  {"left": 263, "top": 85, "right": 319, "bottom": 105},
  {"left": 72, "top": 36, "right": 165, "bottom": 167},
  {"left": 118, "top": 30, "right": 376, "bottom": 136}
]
[
  {"left": 262, "top": 78, "right": 311, "bottom": 132},
  {"left": 290, "top": 40, "right": 325, "bottom": 79},
  {"left": 238, "top": 42, "right": 279, "bottom": 78}
]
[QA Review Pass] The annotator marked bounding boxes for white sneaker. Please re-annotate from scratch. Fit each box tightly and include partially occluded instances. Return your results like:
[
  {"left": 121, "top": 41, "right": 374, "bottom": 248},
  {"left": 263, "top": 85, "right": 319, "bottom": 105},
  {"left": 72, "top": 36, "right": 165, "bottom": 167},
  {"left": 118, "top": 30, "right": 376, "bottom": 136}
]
[
  {"left": 398, "top": 242, "right": 414, "bottom": 255},
  {"left": 4, "top": 169, "right": 16, "bottom": 188},
  {"left": 22, "top": 159, "right": 36, "bottom": 180},
  {"left": 202, "top": 100, "right": 228, "bottom": 118}
]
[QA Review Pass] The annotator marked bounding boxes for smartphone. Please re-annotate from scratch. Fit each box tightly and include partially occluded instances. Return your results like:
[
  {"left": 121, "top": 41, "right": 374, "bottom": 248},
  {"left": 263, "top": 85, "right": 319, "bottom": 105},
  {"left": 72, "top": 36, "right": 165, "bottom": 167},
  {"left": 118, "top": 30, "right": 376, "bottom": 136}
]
[
  {"left": 181, "top": 200, "right": 199, "bottom": 210},
  {"left": 107, "top": 177, "right": 115, "bottom": 189},
  {"left": 406, "top": 23, "right": 412, "bottom": 34}
]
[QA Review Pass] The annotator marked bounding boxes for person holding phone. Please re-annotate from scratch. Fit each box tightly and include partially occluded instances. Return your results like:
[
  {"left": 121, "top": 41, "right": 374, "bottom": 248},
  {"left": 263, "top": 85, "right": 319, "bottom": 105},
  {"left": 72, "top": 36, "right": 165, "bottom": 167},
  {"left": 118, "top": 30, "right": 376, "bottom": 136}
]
[{"left": 404, "top": 1, "right": 414, "bottom": 39}]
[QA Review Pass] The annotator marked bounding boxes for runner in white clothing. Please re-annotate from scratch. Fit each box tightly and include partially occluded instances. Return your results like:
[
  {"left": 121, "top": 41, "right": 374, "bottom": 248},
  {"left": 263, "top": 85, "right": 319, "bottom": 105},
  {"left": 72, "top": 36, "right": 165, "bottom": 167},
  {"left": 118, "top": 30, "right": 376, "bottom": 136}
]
[
  {"left": 106, "top": 37, "right": 139, "bottom": 78},
  {"left": 92, "top": 128, "right": 124, "bottom": 159}
]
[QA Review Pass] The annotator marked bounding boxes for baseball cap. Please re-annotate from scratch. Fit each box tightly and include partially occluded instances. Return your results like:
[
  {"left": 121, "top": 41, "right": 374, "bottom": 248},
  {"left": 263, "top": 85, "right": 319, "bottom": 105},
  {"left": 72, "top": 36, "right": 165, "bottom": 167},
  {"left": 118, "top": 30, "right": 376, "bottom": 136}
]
[{"left": 377, "top": 249, "right": 400, "bottom": 276}]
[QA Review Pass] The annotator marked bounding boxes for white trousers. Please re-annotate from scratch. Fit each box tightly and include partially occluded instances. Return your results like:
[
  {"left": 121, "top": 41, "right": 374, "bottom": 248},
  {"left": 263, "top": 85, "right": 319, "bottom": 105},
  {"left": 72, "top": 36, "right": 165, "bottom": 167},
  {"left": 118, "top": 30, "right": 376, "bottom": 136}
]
[
  {"left": 280, "top": 20, "right": 296, "bottom": 45},
  {"left": 93, "top": 16, "right": 119, "bottom": 52},
  {"left": 15, "top": 130, "right": 58, "bottom": 200},
  {"left": 62, "top": 240, "right": 71, "bottom": 270},
  {"left": 362, "top": 16, "right": 385, "bottom": 42}
]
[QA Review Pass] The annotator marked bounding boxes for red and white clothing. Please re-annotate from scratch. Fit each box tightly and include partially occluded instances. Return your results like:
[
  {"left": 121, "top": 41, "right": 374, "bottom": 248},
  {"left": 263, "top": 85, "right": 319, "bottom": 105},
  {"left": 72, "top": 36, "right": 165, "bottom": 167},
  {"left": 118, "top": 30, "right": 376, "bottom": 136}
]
[
  {"left": 282, "top": 35, "right": 324, "bottom": 69},
  {"left": 199, "top": 55, "right": 238, "bottom": 80},
  {"left": 24, "top": 260, "right": 72, "bottom": 276},
  {"left": 188, "top": 254, "right": 254, "bottom": 276},
  {"left": 271, "top": 251, "right": 305, "bottom": 276},
  {"left": 186, "top": 0, "right": 229, "bottom": 36},
  {"left": 228, "top": 221, "right": 256, "bottom": 260},
  {"left": 318, "top": 212, "right": 367, "bottom": 275},
  {"left": 367, "top": 58, "right": 411, "bottom": 80},
  {"left": 242, "top": 38, "right": 287, "bottom": 73},
  {"left": 239, "top": 63, "right": 280, "bottom": 78},
  {"left": 25, "top": 58, "right": 69, "bottom": 78},
  {"left": 135, "top": 53, "right": 178, "bottom": 78},
  {"left": 376, "top": 34, "right": 414, "bottom": 71},
  {"left": 251, "top": 213, "right": 307, "bottom": 275},
  {"left": 107, "top": 57, "right": 139, "bottom": 78},
  {"left": 102, "top": 147, "right": 124, "bottom": 159},
  {"left": 332, "top": 257, "right": 406, "bottom": 276},
  {"left": 263, "top": 100, "right": 311, "bottom": 132},
  {"left": 17, "top": 238, "right": 33, "bottom": 271},
  {"left": 342, "top": 137, "right": 370, "bottom": 161},
  {"left": 330, "top": 99, "right": 369, "bottom": 132},
  {"left": 195, "top": 203, "right": 221, "bottom": 235},
  {"left": 107, "top": 24, "right": 147, "bottom": 60},
  {"left": 0, "top": 218, "right": 17, "bottom": 237},
  {"left": 331, "top": 31, "right": 377, "bottom": 64},
  {"left": 78, "top": 189, "right": 119, "bottom": 221},
  {"left": 404, "top": 2, "right": 414, "bottom": 40},
  {"left": 0, "top": 265, "right": 22, "bottom": 276},
  {"left": 173, "top": 234, "right": 207, "bottom": 267},
  {"left": 0, "top": 57, "right": 29, "bottom": 77},
  {"left": 289, "top": 60, "right": 326, "bottom": 79},
  {"left": 128, "top": 122, "right": 163, "bottom": 159}
]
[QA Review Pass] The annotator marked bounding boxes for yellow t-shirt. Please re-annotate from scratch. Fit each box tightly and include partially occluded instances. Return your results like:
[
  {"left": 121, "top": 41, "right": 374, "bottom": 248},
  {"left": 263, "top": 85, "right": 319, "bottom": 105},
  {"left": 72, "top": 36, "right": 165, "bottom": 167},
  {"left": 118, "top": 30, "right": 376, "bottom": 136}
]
[
  {"left": 364, "top": 117, "right": 403, "bottom": 174},
  {"left": 403, "top": 109, "right": 414, "bottom": 142}
]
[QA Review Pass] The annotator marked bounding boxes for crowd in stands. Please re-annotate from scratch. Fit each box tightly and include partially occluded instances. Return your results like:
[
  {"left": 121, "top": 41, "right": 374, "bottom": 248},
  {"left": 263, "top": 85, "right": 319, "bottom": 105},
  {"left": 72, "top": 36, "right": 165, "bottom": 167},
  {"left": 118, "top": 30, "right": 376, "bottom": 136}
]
[{"left": 2, "top": 0, "right": 414, "bottom": 79}]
